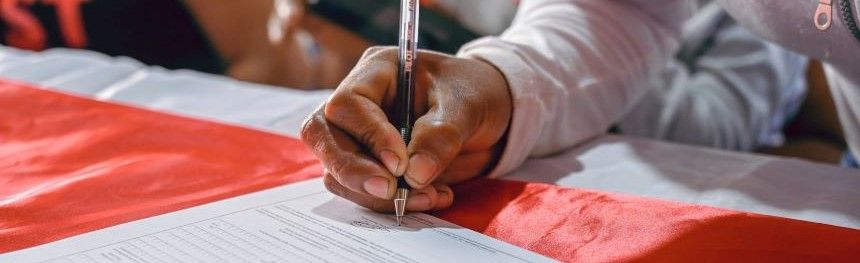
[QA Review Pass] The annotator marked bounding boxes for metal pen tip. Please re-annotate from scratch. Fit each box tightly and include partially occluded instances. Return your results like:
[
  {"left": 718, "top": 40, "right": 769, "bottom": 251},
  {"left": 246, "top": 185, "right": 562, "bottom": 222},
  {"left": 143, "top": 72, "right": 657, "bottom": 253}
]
[{"left": 394, "top": 188, "right": 408, "bottom": 226}]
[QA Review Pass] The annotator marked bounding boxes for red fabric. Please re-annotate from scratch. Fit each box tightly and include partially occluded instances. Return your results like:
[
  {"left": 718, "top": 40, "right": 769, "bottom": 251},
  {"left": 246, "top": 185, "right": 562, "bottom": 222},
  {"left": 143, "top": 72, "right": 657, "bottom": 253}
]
[
  {"left": 2, "top": 80, "right": 859, "bottom": 261},
  {"left": 0, "top": 80, "right": 323, "bottom": 253},
  {"left": 434, "top": 179, "right": 860, "bottom": 262}
]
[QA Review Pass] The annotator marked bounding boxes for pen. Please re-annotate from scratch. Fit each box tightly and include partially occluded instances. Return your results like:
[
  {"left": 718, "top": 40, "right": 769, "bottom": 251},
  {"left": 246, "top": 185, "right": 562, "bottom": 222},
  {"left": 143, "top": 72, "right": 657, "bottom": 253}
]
[{"left": 393, "top": 0, "right": 420, "bottom": 226}]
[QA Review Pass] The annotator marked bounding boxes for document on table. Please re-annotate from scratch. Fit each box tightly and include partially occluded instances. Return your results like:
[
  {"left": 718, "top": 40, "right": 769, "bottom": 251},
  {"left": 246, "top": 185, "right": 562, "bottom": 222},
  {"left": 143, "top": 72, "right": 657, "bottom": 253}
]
[{"left": 1, "top": 178, "right": 554, "bottom": 263}]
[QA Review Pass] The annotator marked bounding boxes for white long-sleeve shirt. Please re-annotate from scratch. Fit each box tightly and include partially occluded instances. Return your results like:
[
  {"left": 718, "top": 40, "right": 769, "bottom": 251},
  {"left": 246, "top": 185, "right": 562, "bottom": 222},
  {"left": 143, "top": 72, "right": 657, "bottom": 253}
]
[
  {"left": 458, "top": 0, "right": 860, "bottom": 177},
  {"left": 619, "top": 3, "right": 809, "bottom": 151}
]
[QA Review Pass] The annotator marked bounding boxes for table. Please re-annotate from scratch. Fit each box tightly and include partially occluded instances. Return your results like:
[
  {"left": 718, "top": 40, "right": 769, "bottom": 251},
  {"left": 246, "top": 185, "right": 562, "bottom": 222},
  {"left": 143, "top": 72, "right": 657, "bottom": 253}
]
[{"left": 2, "top": 45, "right": 858, "bottom": 230}]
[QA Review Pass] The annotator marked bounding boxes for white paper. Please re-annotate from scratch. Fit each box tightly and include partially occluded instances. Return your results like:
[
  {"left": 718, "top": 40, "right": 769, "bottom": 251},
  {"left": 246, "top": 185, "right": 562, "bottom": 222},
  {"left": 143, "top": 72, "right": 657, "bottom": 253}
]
[{"left": 1, "top": 178, "right": 554, "bottom": 263}]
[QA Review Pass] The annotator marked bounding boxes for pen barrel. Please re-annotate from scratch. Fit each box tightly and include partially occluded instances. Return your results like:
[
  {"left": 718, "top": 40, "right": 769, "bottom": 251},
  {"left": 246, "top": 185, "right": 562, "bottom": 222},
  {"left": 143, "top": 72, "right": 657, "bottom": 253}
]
[
  {"left": 395, "top": 0, "right": 420, "bottom": 144},
  {"left": 396, "top": 176, "right": 410, "bottom": 189}
]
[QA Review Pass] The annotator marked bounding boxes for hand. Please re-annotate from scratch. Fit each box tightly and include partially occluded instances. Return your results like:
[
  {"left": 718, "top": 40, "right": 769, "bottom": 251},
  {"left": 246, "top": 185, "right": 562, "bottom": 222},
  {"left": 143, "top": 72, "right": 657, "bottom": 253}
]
[{"left": 301, "top": 47, "right": 512, "bottom": 212}]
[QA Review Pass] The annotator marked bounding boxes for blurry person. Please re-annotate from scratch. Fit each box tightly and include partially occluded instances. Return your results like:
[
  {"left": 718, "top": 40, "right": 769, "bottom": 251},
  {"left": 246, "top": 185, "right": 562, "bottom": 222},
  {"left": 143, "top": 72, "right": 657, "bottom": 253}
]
[
  {"left": 0, "top": 0, "right": 309, "bottom": 86},
  {"left": 433, "top": 0, "right": 839, "bottom": 164},
  {"left": 279, "top": 0, "right": 482, "bottom": 88},
  {"left": 277, "top": 0, "right": 517, "bottom": 88},
  {"left": 0, "top": 0, "right": 511, "bottom": 89},
  {"left": 612, "top": 1, "right": 852, "bottom": 166},
  {"left": 617, "top": 1, "right": 810, "bottom": 152}
]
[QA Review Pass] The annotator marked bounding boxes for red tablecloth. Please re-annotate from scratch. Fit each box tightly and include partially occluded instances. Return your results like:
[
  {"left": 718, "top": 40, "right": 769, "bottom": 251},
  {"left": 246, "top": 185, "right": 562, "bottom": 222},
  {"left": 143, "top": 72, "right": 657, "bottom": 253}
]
[{"left": 2, "top": 80, "right": 859, "bottom": 261}]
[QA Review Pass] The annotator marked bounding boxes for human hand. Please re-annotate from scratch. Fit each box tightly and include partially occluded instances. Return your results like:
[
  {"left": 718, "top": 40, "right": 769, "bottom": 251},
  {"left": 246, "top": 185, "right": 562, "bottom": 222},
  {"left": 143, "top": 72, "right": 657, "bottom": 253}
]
[{"left": 301, "top": 47, "right": 512, "bottom": 212}]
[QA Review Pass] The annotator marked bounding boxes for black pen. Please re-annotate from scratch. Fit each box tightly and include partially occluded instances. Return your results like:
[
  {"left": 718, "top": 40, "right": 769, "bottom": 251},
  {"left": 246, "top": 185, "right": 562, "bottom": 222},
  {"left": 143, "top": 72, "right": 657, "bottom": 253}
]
[{"left": 393, "top": 0, "right": 420, "bottom": 226}]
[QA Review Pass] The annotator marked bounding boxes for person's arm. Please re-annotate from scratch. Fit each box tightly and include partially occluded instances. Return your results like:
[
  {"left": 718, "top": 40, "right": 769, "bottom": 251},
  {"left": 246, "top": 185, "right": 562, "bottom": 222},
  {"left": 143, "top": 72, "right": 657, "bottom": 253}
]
[
  {"left": 301, "top": 0, "right": 692, "bottom": 212},
  {"left": 619, "top": 13, "right": 810, "bottom": 151},
  {"left": 458, "top": 0, "right": 694, "bottom": 177},
  {"left": 184, "top": 0, "right": 318, "bottom": 88}
]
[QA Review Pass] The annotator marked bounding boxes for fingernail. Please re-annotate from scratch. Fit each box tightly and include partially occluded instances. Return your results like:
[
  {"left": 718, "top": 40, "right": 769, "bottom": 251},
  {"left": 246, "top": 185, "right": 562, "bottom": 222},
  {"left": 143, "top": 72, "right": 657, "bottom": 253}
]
[
  {"left": 438, "top": 189, "right": 453, "bottom": 207},
  {"left": 438, "top": 189, "right": 450, "bottom": 201},
  {"left": 407, "top": 153, "right": 437, "bottom": 186},
  {"left": 379, "top": 150, "right": 400, "bottom": 175},
  {"left": 406, "top": 194, "right": 431, "bottom": 210},
  {"left": 363, "top": 177, "right": 390, "bottom": 199}
]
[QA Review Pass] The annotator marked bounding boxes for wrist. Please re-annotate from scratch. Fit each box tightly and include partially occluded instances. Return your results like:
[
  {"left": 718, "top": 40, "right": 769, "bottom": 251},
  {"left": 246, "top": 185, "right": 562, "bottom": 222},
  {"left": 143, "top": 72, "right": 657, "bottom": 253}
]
[{"left": 457, "top": 37, "right": 542, "bottom": 178}]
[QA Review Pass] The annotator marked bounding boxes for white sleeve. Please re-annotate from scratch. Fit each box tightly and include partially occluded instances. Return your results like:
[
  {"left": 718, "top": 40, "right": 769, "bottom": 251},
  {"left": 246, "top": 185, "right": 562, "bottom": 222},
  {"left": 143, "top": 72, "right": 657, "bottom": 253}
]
[
  {"left": 456, "top": 0, "right": 695, "bottom": 177},
  {"left": 618, "top": 12, "right": 809, "bottom": 151}
]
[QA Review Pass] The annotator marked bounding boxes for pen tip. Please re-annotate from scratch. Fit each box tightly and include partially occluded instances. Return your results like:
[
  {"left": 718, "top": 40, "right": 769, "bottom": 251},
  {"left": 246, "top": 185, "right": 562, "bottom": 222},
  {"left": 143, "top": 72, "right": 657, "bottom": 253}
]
[{"left": 394, "top": 188, "right": 408, "bottom": 226}]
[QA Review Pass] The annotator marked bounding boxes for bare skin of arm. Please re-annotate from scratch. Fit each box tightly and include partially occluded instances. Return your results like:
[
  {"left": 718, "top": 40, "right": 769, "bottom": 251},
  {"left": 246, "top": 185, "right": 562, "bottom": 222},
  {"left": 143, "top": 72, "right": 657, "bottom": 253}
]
[{"left": 182, "top": 0, "right": 370, "bottom": 89}]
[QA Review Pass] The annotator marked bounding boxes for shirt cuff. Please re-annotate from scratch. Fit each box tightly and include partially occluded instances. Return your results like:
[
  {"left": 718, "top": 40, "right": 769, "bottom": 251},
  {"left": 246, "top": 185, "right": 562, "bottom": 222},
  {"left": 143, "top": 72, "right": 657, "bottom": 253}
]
[{"left": 457, "top": 37, "right": 544, "bottom": 178}]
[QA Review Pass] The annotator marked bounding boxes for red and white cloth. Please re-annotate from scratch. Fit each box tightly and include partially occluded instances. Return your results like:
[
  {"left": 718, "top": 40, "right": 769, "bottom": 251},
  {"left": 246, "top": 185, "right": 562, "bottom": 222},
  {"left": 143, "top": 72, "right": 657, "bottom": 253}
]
[
  {"left": 1, "top": 79, "right": 859, "bottom": 261},
  {"left": 2, "top": 46, "right": 859, "bottom": 261}
]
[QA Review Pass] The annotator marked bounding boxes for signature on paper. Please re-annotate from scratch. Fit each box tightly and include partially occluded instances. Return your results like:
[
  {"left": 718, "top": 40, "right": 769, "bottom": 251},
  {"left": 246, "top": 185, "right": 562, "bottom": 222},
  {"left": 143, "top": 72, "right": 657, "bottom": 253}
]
[{"left": 350, "top": 216, "right": 395, "bottom": 232}]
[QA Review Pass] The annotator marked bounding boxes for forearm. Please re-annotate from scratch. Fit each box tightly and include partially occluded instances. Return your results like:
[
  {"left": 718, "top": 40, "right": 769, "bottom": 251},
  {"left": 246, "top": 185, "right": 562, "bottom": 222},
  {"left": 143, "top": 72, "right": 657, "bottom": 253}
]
[{"left": 458, "top": 0, "right": 693, "bottom": 176}]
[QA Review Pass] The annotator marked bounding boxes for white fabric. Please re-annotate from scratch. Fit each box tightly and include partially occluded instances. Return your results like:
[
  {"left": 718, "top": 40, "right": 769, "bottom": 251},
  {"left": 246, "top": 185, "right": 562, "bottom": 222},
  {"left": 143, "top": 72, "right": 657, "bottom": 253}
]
[
  {"left": 0, "top": 46, "right": 330, "bottom": 137},
  {"left": 458, "top": 0, "right": 696, "bottom": 178},
  {"left": 717, "top": 0, "right": 860, "bottom": 177},
  {"left": 458, "top": 0, "right": 860, "bottom": 177},
  {"left": 505, "top": 135, "right": 860, "bottom": 229},
  {"left": 431, "top": 0, "right": 517, "bottom": 35},
  {"left": 1, "top": 46, "right": 858, "bottom": 229},
  {"left": 825, "top": 65, "right": 860, "bottom": 163},
  {"left": 619, "top": 3, "right": 809, "bottom": 150}
]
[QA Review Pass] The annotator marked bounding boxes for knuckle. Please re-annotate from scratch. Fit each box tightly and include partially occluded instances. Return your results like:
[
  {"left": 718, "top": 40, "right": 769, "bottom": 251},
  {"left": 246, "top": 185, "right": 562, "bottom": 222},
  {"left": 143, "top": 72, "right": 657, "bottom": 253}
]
[
  {"left": 361, "top": 46, "right": 395, "bottom": 61},
  {"left": 323, "top": 173, "right": 346, "bottom": 198},
  {"left": 363, "top": 46, "right": 397, "bottom": 58},
  {"left": 356, "top": 122, "right": 387, "bottom": 150},
  {"left": 327, "top": 157, "right": 353, "bottom": 183},
  {"left": 323, "top": 92, "right": 393, "bottom": 151},
  {"left": 300, "top": 107, "right": 326, "bottom": 143},
  {"left": 323, "top": 94, "right": 350, "bottom": 120},
  {"left": 363, "top": 46, "right": 384, "bottom": 56}
]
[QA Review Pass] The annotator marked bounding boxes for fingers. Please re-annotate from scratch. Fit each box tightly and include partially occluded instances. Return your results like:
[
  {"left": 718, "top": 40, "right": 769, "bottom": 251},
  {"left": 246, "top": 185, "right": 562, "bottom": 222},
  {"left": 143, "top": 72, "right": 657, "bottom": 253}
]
[
  {"left": 301, "top": 105, "right": 395, "bottom": 200},
  {"left": 324, "top": 48, "right": 409, "bottom": 176},
  {"left": 302, "top": 47, "right": 407, "bottom": 204},
  {"left": 400, "top": 55, "right": 511, "bottom": 189},
  {"left": 323, "top": 172, "right": 392, "bottom": 212},
  {"left": 324, "top": 91, "right": 407, "bottom": 177},
  {"left": 324, "top": 172, "right": 454, "bottom": 212},
  {"left": 305, "top": 47, "right": 460, "bottom": 213},
  {"left": 404, "top": 119, "right": 461, "bottom": 188},
  {"left": 429, "top": 183, "right": 455, "bottom": 210},
  {"left": 404, "top": 183, "right": 455, "bottom": 211},
  {"left": 303, "top": 48, "right": 512, "bottom": 214},
  {"left": 403, "top": 100, "right": 479, "bottom": 189}
]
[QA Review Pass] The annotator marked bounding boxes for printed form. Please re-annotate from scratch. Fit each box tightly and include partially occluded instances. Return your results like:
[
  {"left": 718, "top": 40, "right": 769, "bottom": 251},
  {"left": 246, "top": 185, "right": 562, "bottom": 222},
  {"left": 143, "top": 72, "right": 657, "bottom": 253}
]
[{"left": 1, "top": 178, "right": 554, "bottom": 263}]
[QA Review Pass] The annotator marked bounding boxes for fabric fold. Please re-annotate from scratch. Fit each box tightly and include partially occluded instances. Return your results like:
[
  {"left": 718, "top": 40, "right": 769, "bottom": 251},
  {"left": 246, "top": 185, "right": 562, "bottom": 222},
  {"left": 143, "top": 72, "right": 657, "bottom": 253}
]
[
  {"left": 3, "top": 79, "right": 858, "bottom": 262},
  {"left": 0, "top": 80, "right": 323, "bottom": 253},
  {"left": 434, "top": 178, "right": 860, "bottom": 262}
]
